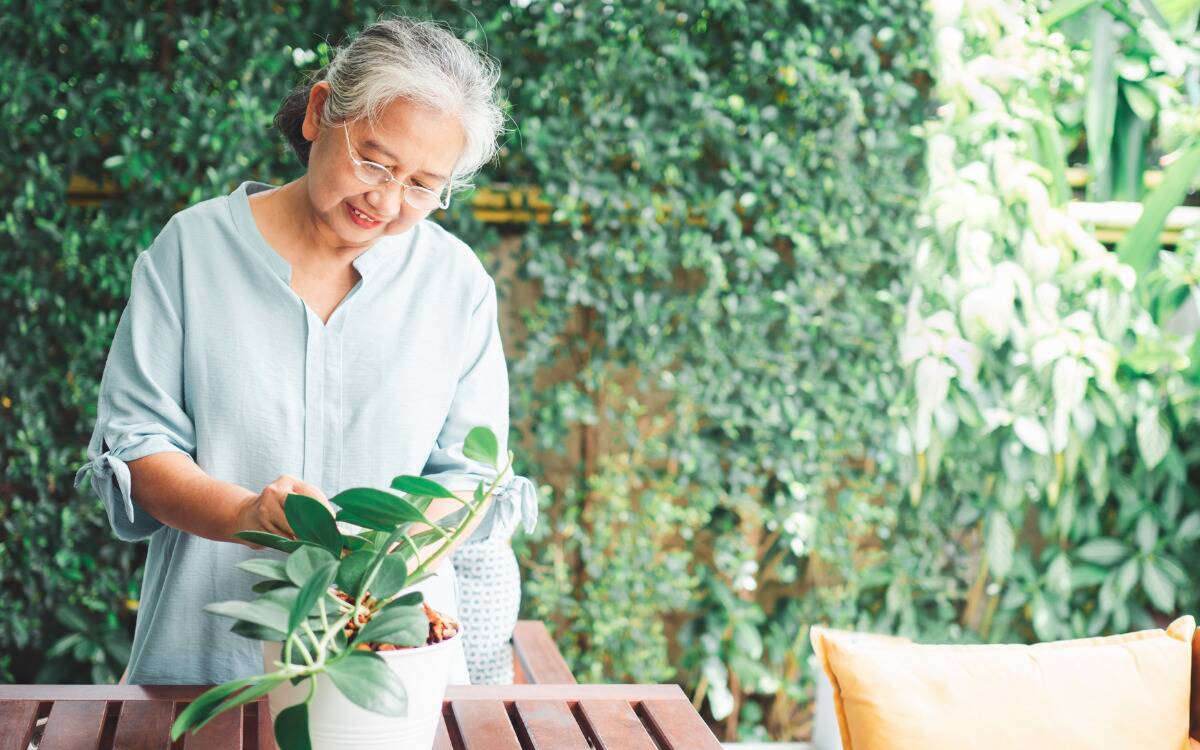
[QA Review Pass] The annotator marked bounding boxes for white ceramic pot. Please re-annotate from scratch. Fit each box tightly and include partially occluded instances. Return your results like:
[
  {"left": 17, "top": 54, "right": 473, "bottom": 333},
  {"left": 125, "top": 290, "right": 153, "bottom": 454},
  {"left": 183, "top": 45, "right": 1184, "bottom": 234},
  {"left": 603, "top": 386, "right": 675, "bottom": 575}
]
[{"left": 261, "top": 633, "right": 459, "bottom": 750}]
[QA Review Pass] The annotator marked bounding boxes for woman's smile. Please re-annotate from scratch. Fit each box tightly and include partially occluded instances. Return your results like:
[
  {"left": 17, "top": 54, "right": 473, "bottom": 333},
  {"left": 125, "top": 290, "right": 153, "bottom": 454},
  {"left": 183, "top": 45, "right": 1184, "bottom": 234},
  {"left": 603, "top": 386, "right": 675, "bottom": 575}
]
[{"left": 346, "top": 202, "right": 381, "bottom": 228}]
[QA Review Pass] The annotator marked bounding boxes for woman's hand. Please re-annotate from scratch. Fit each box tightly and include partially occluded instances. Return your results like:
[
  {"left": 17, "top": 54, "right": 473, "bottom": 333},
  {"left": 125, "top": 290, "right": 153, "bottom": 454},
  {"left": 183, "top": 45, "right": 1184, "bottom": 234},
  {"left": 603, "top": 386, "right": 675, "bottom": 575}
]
[{"left": 232, "top": 474, "right": 331, "bottom": 547}]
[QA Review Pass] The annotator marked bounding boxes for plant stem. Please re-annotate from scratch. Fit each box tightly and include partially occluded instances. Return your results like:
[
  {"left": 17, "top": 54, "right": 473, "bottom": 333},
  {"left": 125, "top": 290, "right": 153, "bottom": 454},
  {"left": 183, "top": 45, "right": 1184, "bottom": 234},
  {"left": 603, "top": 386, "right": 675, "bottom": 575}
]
[
  {"left": 318, "top": 597, "right": 330, "bottom": 633},
  {"left": 289, "top": 632, "right": 314, "bottom": 667},
  {"left": 402, "top": 532, "right": 421, "bottom": 566},
  {"left": 314, "top": 610, "right": 355, "bottom": 662},
  {"left": 302, "top": 622, "right": 323, "bottom": 656},
  {"left": 411, "top": 455, "right": 512, "bottom": 582}
]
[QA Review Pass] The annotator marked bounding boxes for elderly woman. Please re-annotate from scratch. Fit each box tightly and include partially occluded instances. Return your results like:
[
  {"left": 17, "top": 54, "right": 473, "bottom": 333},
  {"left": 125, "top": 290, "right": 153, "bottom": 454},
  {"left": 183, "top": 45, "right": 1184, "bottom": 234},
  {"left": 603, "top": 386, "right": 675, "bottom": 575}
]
[{"left": 74, "top": 17, "right": 535, "bottom": 685}]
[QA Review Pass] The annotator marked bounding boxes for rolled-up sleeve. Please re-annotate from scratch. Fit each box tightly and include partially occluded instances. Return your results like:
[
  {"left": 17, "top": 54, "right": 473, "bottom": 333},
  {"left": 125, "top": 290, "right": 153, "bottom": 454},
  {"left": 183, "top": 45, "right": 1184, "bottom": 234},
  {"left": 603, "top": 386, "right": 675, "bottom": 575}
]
[
  {"left": 421, "top": 276, "right": 510, "bottom": 493},
  {"left": 74, "top": 239, "right": 196, "bottom": 542}
]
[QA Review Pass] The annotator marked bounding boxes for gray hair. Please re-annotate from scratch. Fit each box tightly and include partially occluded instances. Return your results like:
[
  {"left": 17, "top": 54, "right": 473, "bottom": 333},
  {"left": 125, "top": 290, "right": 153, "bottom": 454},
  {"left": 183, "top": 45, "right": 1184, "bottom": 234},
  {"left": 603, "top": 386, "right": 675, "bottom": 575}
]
[{"left": 274, "top": 17, "right": 504, "bottom": 190}]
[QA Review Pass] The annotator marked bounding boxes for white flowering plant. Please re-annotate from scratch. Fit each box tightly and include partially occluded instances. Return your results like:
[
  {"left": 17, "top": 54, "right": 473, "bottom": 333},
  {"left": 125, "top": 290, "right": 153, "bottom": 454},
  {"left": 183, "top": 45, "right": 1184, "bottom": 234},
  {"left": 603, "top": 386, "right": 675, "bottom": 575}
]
[{"left": 899, "top": 0, "right": 1200, "bottom": 642}]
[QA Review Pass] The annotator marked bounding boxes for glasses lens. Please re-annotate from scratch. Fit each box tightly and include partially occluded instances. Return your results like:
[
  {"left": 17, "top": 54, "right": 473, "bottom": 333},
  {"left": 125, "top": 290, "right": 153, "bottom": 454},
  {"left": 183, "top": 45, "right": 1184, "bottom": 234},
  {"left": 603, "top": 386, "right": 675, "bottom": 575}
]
[
  {"left": 354, "top": 161, "right": 392, "bottom": 186},
  {"left": 405, "top": 187, "right": 443, "bottom": 211}
]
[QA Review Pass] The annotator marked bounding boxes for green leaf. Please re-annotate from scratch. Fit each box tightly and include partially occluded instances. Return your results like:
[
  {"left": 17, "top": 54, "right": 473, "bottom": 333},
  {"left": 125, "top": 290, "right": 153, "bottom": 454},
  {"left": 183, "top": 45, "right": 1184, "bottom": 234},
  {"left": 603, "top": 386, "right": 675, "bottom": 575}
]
[
  {"left": 354, "top": 605, "right": 428, "bottom": 647},
  {"left": 44, "top": 634, "right": 84, "bottom": 660},
  {"left": 171, "top": 676, "right": 262, "bottom": 740},
  {"left": 435, "top": 506, "right": 470, "bottom": 532},
  {"left": 1013, "top": 418, "right": 1050, "bottom": 456},
  {"left": 1032, "top": 89, "right": 1070, "bottom": 205},
  {"left": 1177, "top": 513, "right": 1200, "bottom": 541},
  {"left": 237, "top": 558, "right": 289, "bottom": 581},
  {"left": 1046, "top": 554, "right": 1073, "bottom": 598},
  {"left": 285, "top": 494, "right": 342, "bottom": 557},
  {"left": 1042, "top": 0, "right": 1101, "bottom": 25},
  {"left": 397, "top": 529, "right": 444, "bottom": 559},
  {"left": 1085, "top": 9, "right": 1118, "bottom": 201},
  {"left": 1136, "top": 409, "right": 1171, "bottom": 470},
  {"left": 1133, "top": 0, "right": 1172, "bottom": 28},
  {"left": 324, "top": 651, "right": 408, "bottom": 716},
  {"left": 365, "top": 554, "right": 409, "bottom": 600},
  {"left": 335, "top": 509, "right": 394, "bottom": 533},
  {"left": 289, "top": 559, "right": 337, "bottom": 633},
  {"left": 390, "top": 475, "right": 456, "bottom": 499},
  {"left": 1075, "top": 538, "right": 1130, "bottom": 566},
  {"left": 333, "top": 487, "right": 434, "bottom": 530},
  {"left": 1116, "top": 557, "right": 1141, "bottom": 595},
  {"left": 1153, "top": 0, "right": 1200, "bottom": 28},
  {"left": 286, "top": 545, "right": 337, "bottom": 588},
  {"left": 336, "top": 550, "right": 375, "bottom": 599},
  {"left": 1111, "top": 95, "right": 1149, "bottom": 201},
  {"left": 231, "top": 620, "right": 288, "bottom": 642},
  {"left": 1142, "top": 559, "right": 1175, "bottom": 612},
  {"left": 274, "top": 702, "right": 312, "bottom": 750},
  {"left": 381, "top": 591, "right": 423, "bottom": 610},
  {"left": 261, "top": 587, "right": 301, "bottom": 613},
  {"left": 1117, "top": 140, "right": 1200, "bottom": 275},
  {"left": 204, "top": 600, "right": 289, "bottom": 634},
  {"left": 733, "top": 622, "right": 763, "bottom": 660},
  {"left": 251, "top": 579, "right": 293, "bottom": 594},
  {"left": 203, "top": 675, "right": 287, "bottom": 731},
  {"left": 1071, "top": 563, "right": 1109, "bottom": 589},
  {"left": 986, "top": 511, "right": 1016, "bottom": 580},
  {"left": 463, "top": 426, "right": 500, "bottom": 468},
  {"left": 233, "top": 531, "right": 301, "bottom": 553},
  {"left": 1135, "top": 513, "right": 1159, "bottom": 554},
  {"left": 1121, "top": 82, "right": 1157, "bottom": 122}
]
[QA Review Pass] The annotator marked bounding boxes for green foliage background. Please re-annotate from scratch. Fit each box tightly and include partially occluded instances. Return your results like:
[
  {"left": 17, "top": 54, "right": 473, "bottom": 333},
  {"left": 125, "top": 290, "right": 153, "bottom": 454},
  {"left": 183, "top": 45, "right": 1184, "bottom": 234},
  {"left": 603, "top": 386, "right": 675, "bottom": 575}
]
[{"left": 3, "top": 0, "right": 932, "bottom": 739}]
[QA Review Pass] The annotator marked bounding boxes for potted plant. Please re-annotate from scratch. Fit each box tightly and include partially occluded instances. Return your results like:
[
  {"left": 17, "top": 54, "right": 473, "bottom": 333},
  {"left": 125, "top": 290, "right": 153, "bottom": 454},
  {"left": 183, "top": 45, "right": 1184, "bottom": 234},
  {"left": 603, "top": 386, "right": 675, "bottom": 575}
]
[{"left": 170, "top": 426, "right": 509, "bottom": 750}]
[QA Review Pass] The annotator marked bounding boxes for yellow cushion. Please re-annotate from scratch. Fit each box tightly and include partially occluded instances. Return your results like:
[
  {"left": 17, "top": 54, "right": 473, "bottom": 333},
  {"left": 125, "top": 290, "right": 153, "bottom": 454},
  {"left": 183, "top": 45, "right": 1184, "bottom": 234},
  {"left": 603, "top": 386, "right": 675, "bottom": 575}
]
[{"left": 811, "top": 616, "right": 1196, "bottom": 750}]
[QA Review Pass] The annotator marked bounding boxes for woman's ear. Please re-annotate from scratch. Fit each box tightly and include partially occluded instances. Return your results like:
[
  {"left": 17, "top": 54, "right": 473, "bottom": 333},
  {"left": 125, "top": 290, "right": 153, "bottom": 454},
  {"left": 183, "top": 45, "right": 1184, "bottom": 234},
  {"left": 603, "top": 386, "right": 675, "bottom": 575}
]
[{"left": 301, "top": 81, "right": 332, "bottom": 143}]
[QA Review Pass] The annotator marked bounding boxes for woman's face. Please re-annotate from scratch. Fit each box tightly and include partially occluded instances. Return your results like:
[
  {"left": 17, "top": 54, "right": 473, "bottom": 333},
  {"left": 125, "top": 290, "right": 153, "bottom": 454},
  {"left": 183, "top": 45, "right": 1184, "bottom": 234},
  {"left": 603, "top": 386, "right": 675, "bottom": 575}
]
[{"left": 300, "top": 82, "right": 465, "bottom": 250}]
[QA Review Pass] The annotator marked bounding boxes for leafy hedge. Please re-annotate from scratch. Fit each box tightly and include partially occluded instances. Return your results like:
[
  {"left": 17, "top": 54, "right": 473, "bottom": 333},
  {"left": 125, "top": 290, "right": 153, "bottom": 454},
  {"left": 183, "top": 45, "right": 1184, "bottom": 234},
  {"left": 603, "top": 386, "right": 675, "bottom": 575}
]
[{"left": 0, "top": 0, "right": 932, "bottom": 739}]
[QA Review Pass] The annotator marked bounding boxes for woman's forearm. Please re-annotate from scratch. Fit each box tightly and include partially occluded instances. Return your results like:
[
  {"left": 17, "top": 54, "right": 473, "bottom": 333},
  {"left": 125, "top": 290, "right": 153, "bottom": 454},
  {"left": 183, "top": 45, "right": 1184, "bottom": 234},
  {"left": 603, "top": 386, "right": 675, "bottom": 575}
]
[{"left": 126, "top": 452, "right": 256, "bottom": 544}]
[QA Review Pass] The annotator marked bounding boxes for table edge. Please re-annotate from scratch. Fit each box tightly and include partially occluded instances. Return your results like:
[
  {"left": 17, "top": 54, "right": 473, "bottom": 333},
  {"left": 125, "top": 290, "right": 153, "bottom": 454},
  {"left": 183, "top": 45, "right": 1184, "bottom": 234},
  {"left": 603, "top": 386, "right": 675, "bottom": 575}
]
[{"left": 0, "top": 683, "right": 689, "bottom": 702}]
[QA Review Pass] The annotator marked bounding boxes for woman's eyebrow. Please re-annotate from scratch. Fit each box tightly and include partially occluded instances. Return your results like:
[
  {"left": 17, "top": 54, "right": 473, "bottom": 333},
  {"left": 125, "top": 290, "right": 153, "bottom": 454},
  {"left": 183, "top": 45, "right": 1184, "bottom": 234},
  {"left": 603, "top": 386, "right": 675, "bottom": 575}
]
[
  {"left": 363, "top": 139, "right": 449, "bottom": 183},
  {"left": 362, "top": 139, "right": 400, "bottom": 162}
]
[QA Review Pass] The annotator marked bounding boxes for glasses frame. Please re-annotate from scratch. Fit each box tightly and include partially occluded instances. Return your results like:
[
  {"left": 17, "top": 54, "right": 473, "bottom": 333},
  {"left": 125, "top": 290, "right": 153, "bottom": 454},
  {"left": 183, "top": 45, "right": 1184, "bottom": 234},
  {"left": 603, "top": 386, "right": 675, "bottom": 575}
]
[{"left": 341, "top": 124, "right": 452, "bottom": 212}]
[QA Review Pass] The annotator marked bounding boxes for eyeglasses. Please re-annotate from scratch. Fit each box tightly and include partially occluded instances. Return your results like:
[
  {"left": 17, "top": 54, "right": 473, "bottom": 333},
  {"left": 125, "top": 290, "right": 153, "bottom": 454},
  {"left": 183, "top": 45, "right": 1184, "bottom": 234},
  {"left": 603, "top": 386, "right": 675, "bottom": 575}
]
[{"left": 341, "top": 124, "right": 452, "bottom": 212}]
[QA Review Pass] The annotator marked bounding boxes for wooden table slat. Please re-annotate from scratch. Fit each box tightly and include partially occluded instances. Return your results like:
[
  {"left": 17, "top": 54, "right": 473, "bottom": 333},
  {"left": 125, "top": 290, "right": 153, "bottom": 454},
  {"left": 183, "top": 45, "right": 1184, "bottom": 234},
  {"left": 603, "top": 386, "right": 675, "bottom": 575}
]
[
  {"left": 450, "top": 699, "right": 522, "bottom": 750},
  {"left": 252, "top": 700, "right": 275, "bottom": 750},
  {"left": 39, "top": 700, "right": 107, "bottom": 750},
  {"left": 0, "top": 700, "right": 39, "bottom": 750},
  {"left": 513, "top": 700, "right": 591, "bottom": 750},
  {"left": 113, "top": 700, "right": 175, "bottom": 750},
  {"left": 182, "top": 702, "right": 243, "bottom": 750},
  {"left": 0, "top": 683, "right": 687, "bottom": 702},
  {"left": 640, "top": 698, "right": 724, "bottom": 749},
  {"left": 578, "top": 699, "right": 660, "bottom": 750},
  {"left": 0, "top": 684, "right": 717, "bottom": 749},
  {"left": 512, "top": 621, "right": 577, "bottom": 684}
]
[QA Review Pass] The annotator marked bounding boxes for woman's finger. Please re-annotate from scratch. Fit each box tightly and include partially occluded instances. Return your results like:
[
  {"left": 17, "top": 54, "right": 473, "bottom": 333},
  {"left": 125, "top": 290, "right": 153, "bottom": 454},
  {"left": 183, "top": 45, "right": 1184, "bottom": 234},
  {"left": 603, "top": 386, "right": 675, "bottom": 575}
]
[
  {"left": 264, "top": 502, "right": 294, "bottom": 539},
  {"left": 293, "top": 480, "right": 331, "bottom": 508}
]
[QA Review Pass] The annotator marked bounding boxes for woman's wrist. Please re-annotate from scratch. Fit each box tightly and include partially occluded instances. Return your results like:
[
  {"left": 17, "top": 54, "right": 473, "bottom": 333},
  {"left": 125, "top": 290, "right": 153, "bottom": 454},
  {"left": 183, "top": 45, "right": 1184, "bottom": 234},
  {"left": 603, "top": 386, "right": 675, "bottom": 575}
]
[{"left": 222, "top": 489, "right": 259, "bottom": 545}]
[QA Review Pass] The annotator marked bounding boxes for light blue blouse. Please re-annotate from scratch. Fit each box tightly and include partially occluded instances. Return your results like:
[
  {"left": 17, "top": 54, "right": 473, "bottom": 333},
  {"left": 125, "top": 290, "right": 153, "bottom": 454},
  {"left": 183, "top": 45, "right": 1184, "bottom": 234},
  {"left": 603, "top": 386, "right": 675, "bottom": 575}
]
[{"left": 75, "top": 180, "right": 520, "bottom": 684}]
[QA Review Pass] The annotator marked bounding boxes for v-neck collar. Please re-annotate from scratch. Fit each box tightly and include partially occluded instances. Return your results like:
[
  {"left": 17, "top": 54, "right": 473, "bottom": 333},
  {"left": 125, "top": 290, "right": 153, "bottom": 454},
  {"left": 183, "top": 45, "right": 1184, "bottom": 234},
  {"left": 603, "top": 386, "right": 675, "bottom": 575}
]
[{"left": 229, "top": 180, "right": 400, "bottom": 286}]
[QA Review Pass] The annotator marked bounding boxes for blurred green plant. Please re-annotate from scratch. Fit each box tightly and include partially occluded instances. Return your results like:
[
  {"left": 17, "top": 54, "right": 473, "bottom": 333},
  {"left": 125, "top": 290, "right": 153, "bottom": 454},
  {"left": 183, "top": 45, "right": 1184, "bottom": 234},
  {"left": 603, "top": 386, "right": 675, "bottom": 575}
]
[
  {"left": 1045, "top": 0, "right": 1200, "bottom": 201},
  {"left": 896, "top": 0, "right": 1200, "bottom": 653}
]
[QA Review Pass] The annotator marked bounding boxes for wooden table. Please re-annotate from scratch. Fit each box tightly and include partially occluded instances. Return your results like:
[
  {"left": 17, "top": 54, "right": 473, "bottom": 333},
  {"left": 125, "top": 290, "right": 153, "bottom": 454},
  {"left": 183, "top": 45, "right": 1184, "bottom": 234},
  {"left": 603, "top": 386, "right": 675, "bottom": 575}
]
[{"left": 0, "top": 683, "right": 722, "bottom": 749}]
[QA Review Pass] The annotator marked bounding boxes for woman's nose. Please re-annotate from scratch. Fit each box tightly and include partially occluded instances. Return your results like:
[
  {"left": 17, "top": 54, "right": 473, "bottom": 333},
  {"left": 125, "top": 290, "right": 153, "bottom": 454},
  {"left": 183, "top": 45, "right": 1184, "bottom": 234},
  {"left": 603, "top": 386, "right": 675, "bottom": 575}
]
[{"left": 365, "top": 182, "right": 404, "bottom": 220}]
